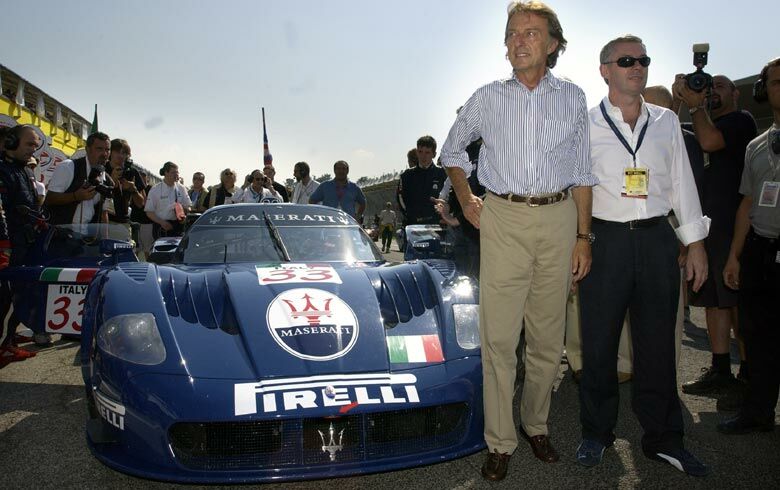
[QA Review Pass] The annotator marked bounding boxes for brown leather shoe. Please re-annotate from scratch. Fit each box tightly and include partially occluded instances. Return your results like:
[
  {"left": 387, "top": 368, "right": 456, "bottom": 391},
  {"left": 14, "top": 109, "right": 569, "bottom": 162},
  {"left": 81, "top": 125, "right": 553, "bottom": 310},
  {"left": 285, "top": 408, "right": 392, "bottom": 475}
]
[
  {"left": 481, "top": 449, "right": 511, "bottom": 481},
  {"left": 528, "top": 435, "right": 559, "bottom": 463}
]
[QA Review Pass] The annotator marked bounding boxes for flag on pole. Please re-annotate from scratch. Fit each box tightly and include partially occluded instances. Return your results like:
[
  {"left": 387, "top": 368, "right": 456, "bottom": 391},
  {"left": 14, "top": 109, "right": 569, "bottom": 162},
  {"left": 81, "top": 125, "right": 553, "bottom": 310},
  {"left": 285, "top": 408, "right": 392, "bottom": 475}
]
[
  {"left": 262, "top": 107, "right": 273, "bottom": 167},
  {"left": 90, "top": 104, "right": 99, "bottom": 134}
]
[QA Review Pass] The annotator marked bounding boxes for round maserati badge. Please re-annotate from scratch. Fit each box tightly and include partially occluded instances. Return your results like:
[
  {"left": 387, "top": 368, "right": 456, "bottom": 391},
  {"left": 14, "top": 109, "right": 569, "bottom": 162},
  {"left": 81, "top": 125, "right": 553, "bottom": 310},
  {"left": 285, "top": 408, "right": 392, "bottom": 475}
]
[{"left": 266, "top": 288, "right": 359, "bottom": 361}]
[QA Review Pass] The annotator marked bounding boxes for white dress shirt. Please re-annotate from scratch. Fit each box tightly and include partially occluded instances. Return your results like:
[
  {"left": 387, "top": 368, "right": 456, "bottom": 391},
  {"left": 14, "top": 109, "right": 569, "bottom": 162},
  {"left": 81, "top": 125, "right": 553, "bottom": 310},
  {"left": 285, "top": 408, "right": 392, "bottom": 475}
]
[
  {"left": 292, "top": 179, "right": 320, "bottom": 204},
  {"left": 144, "top": 182, "right": 192, "bottom": 221},
  {"left": 441, "top": 70, "right": 597, "bottom": 195},
  {"left": 239, "top": 186, "right": 281, "bottom": 203},
  {"left": 589, "top": 96, "right": 710, "bottom": 246},
  {"left": 47, "top": 156, "right": 103, "bottom": 224}
]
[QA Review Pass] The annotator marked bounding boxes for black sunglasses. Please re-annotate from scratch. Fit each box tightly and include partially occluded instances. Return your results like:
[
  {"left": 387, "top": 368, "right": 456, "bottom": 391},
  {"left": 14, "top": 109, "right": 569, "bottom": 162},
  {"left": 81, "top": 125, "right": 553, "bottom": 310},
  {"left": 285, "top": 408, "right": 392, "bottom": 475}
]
[{"left": 604, "top": 56, "right": 651, "bottom": 68}]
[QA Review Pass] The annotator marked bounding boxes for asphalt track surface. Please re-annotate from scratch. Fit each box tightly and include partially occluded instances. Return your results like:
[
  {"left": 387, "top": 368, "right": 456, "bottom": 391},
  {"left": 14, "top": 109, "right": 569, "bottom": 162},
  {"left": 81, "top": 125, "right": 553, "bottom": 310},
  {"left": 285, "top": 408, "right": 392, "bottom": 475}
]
[{"left": 1, "top": 249, "right": 778, "bottom": 489}]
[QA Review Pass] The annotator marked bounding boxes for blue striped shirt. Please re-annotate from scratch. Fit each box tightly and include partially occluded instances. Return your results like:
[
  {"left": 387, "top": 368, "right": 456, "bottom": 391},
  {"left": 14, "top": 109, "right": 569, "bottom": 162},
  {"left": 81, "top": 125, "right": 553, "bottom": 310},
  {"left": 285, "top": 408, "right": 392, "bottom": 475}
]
[{"left": 441, "top": 71, "right": 597, "bottom": 195}]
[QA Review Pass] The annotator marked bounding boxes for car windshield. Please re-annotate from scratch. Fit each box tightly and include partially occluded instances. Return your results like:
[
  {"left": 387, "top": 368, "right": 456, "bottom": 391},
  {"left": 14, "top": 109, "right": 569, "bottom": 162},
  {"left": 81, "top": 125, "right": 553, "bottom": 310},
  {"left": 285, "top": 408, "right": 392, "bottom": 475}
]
[
  {"left": 181, "top": 224, "right": 383, "bottom": 264},
  {"left": 45, "top": 223, "right": 133, "bottom": 259}
]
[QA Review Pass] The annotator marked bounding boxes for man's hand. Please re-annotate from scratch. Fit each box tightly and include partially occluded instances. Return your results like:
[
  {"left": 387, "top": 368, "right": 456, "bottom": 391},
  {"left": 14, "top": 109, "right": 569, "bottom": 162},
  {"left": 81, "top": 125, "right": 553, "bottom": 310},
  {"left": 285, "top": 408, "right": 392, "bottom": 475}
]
[
  {"left": 686, "top": 241, "right": 708, "bottom": 292},
  {"left": 461, "top": 194, "right": 483, "bottom": 229},
  {"left": 571, "top": 240, "right": 592, "bottom": 284},
  {"left": 160, "top": 221, "right": 173, "bottom": 232},
  {"left": 74, "top": 185, "right": 97, "bottom": 201},
  {"left": 431, "top": 197, "right": 459, "bottom": 227},
  {"left": 672, "top": 74, "right": 707, "bottom": 110},
  {"left": 723, "top": 255, "right": 740, "bottom": 290},
  {"left": 120, "top": 179, "right": 136, "bottom": 192},
  {"left": 677, "top": 244, "right": 688, "bottom": 268}
]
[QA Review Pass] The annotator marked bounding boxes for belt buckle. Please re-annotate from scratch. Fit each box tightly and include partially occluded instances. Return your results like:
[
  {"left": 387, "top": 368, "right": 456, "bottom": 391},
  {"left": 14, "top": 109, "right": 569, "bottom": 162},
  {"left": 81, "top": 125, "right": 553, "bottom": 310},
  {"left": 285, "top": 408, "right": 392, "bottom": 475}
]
[
  {"left": 629, "top": 220, "right": 638, "bottom": 230},
  {"left": 527, "top": 197, "right": 540, "bottom": 207}
]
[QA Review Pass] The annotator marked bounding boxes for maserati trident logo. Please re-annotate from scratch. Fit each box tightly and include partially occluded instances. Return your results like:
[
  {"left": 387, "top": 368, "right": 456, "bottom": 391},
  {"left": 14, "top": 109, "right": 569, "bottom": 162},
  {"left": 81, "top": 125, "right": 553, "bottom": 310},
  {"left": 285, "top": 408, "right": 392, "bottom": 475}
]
[
  {"left": 282, "top": 293, "right": 332, "bottom": 326},
  {"left": 267, "top": 288, "right": 359, "bottom": 361},
  {"left": 208, "top": 215, "right": 222, "bottom": 224},
  {"left": 318, "top": 423, "right": 344, "bottom": 461}
]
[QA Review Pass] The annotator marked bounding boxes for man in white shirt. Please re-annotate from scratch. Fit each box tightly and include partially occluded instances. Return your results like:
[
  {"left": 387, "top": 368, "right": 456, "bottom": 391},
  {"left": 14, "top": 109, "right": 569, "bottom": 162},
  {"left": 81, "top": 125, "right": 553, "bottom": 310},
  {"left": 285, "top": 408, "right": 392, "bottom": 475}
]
[
  {"left": 144, "top": 161, "right": 192, "bottom": 238},
  {"left": 45, "top": 132, "right": 111, "bottom": 225},
  {"left": 575, "top": 35, "right": 710, "bottom": 477},
  {"left": 291, "top": 161, "right": 319, "bottom": 204},
  {"left": 27, "top": 158, "right": 46, "bottom": 206},
  {"left": 377, "top": 201, "right": 397, "bottom": 253}
]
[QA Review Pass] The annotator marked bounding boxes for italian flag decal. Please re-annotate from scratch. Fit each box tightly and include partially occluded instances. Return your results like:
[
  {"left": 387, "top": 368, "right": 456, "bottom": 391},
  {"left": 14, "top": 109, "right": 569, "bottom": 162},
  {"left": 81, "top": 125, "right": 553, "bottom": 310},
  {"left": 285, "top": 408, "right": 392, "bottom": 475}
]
[
  {"left": 39, "top": 268, "right": 98, "bottom": 284},
  {"left": 387, "top": 335, "right": 444, "bottom": 363}
]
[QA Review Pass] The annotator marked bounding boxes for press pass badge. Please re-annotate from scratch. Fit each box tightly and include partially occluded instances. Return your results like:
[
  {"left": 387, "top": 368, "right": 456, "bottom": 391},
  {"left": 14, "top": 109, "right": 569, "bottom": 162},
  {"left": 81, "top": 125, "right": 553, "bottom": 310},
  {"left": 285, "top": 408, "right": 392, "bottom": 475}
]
[
  {"left": 622, "top": 167, "right": 649, "bottom": 198},
  {"left": 758, "top": 181, "right": 779, "bottom": 207}
]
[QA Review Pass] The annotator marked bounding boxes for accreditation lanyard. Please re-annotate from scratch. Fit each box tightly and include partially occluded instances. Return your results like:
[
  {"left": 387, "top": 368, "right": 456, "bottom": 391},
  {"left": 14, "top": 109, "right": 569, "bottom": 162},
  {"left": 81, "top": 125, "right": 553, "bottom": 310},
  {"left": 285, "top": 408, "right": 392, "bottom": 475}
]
[{"left": 599, "top": 101, "right": 649, "bottom": 167}]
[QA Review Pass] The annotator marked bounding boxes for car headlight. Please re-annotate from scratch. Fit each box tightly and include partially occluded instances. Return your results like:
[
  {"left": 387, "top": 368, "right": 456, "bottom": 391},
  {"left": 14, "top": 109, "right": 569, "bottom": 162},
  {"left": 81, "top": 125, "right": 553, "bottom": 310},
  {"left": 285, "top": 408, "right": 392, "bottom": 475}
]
[
  {"left": 97, "top": 313, "right": 166, "bottom": 365},
  {"left": 453, "top": 304, "right": 480, "bottom": 350}
]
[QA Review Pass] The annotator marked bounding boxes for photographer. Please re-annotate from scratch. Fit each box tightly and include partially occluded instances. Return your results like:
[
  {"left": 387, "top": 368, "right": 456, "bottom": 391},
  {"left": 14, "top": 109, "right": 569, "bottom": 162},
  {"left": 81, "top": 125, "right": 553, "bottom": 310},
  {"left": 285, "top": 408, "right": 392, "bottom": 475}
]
[
  {"left": 105, "top": 139, "right": 145, "bottom": 228},
  {"left": 673, "top": 73, "right": 758, "bottom": 395},
  {"left": 239, "top": 169, "right": 282, "bottom": 203},
  {"left": 144, "top": 161, "right": 191, "bottom": 238},
  {"left": 45, "top": 132, "right": 111, "bottom": 226}
]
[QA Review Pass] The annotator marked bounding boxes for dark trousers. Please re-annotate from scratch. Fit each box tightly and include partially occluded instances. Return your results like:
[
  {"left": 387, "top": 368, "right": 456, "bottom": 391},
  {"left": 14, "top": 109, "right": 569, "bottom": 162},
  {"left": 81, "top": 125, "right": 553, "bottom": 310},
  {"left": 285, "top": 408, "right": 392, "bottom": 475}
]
[
  {"left": 1, "top": 244, "right": 26, "bottom": 347},
  {"left": 739, "top": 229, "right": 779, "bottom": 421},
  {"left": 579, "top": 219, "right": 683, "bottom": 452},
  {"left": 380, "top": 224, "right": 394, "bottom": 250}
]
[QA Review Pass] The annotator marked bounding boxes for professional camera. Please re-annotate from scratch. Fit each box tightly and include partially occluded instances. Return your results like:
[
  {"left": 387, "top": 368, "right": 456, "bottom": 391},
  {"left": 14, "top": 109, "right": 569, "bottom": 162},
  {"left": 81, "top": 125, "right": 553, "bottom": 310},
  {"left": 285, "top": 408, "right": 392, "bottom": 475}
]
[
  {"left": 684, "top": 43, "right": 713, "bottom": 93},
  {"left": 122, "top": 158, "right": 135, "bottom": 181},
  {"left": 87, "top": 164, "right": 114, "bottom": 198}
]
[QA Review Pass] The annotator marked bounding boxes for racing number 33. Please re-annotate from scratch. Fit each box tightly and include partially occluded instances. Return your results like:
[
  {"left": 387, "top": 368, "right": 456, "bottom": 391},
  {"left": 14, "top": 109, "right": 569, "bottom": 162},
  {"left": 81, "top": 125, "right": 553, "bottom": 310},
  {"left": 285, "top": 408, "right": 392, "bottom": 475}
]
[
  {"left": 45, "top": 284, "right": 87, "bottom": 334},
  {"left": 257, "top": 265, "right": 343, "bottom": 284}
]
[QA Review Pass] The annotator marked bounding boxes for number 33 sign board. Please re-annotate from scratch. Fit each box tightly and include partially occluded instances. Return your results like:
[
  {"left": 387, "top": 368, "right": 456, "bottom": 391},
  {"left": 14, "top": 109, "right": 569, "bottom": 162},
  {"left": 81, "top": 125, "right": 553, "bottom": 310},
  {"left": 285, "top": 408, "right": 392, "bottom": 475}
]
[
  {"left": 40, "top": 268, "right": 98, "bottom": 336},
  {"left": 44, "top": 284, "right": 88, "bottom": 334}
]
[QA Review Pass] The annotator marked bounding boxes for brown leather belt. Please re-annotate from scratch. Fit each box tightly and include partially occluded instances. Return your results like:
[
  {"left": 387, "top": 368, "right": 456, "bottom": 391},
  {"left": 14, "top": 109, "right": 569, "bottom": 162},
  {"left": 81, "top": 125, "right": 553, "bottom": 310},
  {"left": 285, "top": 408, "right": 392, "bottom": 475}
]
[{"left": 490, "top": 190, "right": 568, "bottom": 207}]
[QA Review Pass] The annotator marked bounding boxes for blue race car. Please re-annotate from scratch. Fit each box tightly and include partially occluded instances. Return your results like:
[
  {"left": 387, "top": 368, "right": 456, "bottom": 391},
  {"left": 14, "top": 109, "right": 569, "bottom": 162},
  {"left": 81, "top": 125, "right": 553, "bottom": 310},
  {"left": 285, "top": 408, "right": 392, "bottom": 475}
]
[
  {"left": 403, "top": 224, "right": 454, "bottom": 262},
  {"left": 0, "top": 220, "right": 137, "bottom": 339},
  {"left": 80, "top": 203, "right": 483, "bottom": 483}
]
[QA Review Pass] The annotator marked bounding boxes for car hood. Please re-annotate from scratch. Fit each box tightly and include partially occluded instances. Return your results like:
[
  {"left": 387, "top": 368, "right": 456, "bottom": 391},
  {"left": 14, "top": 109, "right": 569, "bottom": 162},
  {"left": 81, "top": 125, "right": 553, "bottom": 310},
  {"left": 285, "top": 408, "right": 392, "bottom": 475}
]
[{"left": 142, "top": 262, "right": 449, "bottom": 380}]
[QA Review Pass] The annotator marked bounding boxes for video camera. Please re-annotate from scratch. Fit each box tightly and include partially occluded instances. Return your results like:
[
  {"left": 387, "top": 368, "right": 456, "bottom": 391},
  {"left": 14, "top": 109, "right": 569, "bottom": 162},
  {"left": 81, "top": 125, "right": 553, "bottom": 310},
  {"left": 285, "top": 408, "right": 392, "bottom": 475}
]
[
  {"left": 684, "top": 43, "right": 713, "bottom": 93},
  {"left": 87, "top": 164, "right": 114, "bottom": 198},
  {"left": 122, "top": 158, "right": 135, "bottom": 181}
]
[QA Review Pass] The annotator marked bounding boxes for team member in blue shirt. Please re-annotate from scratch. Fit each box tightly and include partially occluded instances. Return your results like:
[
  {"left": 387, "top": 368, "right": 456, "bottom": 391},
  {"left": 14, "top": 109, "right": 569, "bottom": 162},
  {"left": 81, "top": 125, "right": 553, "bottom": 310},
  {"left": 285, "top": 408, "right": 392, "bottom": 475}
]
[{"left": 309, "top": 160, "right": 366, "bottom": 222}]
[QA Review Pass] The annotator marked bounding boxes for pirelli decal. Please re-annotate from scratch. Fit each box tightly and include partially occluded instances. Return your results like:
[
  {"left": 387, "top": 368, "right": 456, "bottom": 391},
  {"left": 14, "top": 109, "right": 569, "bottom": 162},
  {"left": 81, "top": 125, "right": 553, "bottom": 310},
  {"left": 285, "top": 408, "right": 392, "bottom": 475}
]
[
  {"left": 94, "top": 390, "right": 126, "bottom": 430},
  {"left": 234, "top": 373, "right": 419, "bottom": 416}
]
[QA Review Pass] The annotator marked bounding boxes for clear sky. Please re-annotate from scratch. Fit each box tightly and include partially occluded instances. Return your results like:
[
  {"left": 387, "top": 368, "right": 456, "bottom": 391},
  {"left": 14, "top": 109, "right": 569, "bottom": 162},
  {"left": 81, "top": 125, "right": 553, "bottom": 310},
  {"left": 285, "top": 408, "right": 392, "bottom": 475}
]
[{"left": 2, "top": 0, "right": 775, "bottom": 186}]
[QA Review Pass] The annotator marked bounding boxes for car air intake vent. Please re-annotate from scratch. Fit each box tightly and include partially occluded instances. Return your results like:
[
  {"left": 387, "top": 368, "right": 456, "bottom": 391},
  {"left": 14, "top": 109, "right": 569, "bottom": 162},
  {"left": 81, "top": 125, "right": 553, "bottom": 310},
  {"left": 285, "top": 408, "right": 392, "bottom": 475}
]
[
  {"left": 364, "top": 263, "right": 438, "bottom": 328},
  {"left": 157, "top": 267, "right": 239, "bottom": 333},
  {"left": 119, "top": 262, "right": 151, "bottom": 282},
  {"left": 421, "top": 259, "right": 456, "bottom": 279}
]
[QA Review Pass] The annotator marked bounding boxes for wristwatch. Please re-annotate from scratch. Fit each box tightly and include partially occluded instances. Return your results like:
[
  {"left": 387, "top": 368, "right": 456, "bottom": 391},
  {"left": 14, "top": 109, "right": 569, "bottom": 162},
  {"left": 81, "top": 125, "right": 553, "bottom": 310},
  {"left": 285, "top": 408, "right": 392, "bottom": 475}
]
[
  {"left": 576, "top": 232, "right": 595, "bottom": 244},
  {"left": 688, "top": 105, "right": 703, "bottom": 115}
]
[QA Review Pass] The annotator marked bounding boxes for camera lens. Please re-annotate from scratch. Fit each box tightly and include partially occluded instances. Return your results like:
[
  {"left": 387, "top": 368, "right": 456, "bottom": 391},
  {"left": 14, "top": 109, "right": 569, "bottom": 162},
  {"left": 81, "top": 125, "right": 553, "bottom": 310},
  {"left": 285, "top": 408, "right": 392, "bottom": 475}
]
[{"left": 685, "top": 72, "right": 711, "bottom": 93}]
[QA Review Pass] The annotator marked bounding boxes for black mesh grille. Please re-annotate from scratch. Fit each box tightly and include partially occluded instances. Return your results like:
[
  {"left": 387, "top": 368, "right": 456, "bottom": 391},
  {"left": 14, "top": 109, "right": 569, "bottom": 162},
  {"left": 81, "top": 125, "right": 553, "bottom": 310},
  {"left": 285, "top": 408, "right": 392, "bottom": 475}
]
[
  {"left": 168, "top": 403, "right": 469, "bottom": 471},
  {"left": 169, "top": 420, "right": 291, "bottom": 470},
  {"left": 366, "top": 403, "right": 468, "bottom": 458}
]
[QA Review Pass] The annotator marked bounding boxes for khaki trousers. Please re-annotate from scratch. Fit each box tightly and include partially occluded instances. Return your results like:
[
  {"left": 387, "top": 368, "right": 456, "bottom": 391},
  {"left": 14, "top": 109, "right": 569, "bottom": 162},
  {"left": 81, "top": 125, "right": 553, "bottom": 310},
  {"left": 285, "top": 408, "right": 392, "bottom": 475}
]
[{"left": 480, "top": 193, "right": 576, "bottom": 453}]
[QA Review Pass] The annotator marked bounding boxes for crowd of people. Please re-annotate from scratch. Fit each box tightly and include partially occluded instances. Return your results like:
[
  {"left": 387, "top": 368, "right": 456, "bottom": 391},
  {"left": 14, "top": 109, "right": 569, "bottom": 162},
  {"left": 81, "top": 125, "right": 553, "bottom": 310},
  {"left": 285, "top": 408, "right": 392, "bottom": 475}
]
[{"left": 1, "top": 0, "right": 778, "bottom": 482}]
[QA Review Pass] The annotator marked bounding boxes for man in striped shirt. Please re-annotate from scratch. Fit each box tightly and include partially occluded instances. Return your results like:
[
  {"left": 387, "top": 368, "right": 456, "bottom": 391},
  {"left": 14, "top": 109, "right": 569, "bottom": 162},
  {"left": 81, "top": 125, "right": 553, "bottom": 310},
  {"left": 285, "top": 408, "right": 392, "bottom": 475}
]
[{"left": 440, "top": 1, "right": 596, "bottom": 481}]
